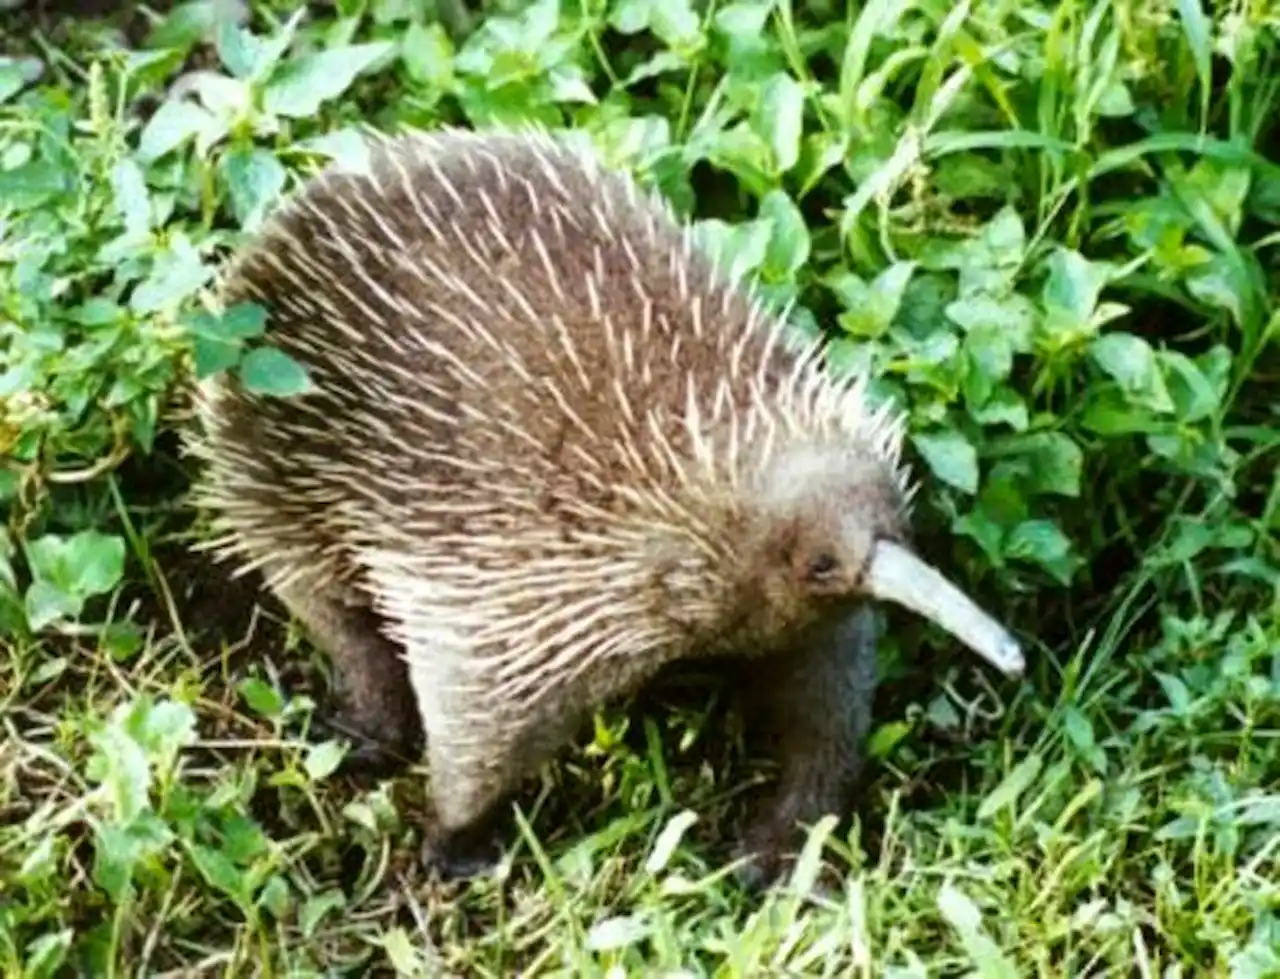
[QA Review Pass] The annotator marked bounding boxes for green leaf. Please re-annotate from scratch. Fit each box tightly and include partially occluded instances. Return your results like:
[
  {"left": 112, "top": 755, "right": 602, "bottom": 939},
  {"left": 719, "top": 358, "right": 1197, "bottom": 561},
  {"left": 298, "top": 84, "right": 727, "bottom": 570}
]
[
  {"left": 959, "top": 469, "right": 1029, "bottom": 554},
  {"left": 238, "top": 346, "right": 313, "bottom": 397},
  {"left": 1062, "top": 707, "right": 1096, "bottom": 753},
  {"left": 24, "top": 531, "right": 125, "bottom": 626},
  {"left": 548, "top": 65, "right": 597, "bottom": 104},
  {"left": 714, "top": 1, "right": 773, "bottom": 35},
  {"left": 220, "top": 148, "right": 287, "bottom": 230},
  {"left": 92, "top": 824, "right": 138, "bottom": 903},
  {"left": 73, "top": 298, "right": 123, "bottom": 327},
  {"left": 304, "top": 740, "right": 347, "bottom": 782},
  {"left": 111, "top": 158, "right": 151, "bottom": 237},
  {"left": 1095, "top": 80, "right": 1135, "bottom": 117},
  {"left": 300, "top": 889, "right": 347, "bottom": 938},
  {"left": 922, "top": 206, "right": 1027, "bottom": 297},
  {"left": 89, "top": 722, "right": 153, "bottom": 823},
  {"left": 380, "top": 926, "right": 435, "bottom": 974},
  {"left": 609, "top": 0, "right": 653, "bottom": 34},
  {"left": 24, "top": 581, "right": 80, "bottom": 632},
  {"left": 24, "top": 929, "right": 73, "bottom": 979},
  {"left": 0, "top": 60, "right": 29, "bottom": 104},
  {"left": 147, "top": 1, "right": 226, "bottom": 50},
  {"left": 644, "top": 809, "right": 699, "bottom": 874},
  {"left": 758, "top": 190, "right": 809, "bottom": 278},
  {"left": 1080, "top": 388, "right": 1159, "bottom": 436},
  {"left": 258, "top": 875, "right": 291, "bottom": 918},
  {"left": 1155, "top": 671, "right": 1192, "bottom": 714},
  {"left": 1173, "top": 0, "right": 1212, "bottom": 109},
  {"left": 1015, "top": 432, "right": 1083, "bottom": 498},
  {"left": 217, "top": 10, "right": 301, "bottom": 81},
  {"left": 131, "top": 239, "right": 215, "bottom": 312},
  {"left": 103, "top": 623, "right": 143, "bottom": 662},
  {"left": 215, "top": 303, "right": 269, "bottom": 340},
  {"left": 1041, "top": 248, "right": 1111, "bottom": 333},
  {"left": 979, "top": 206, "right": 1027, "bottom": 267},
  {"left": 140, "top": 700, "right": 197, "bottom": 758},
  {"left": 1159, "top": 350, "right": 1220, "bottom": 422},
  {"left": 832, "top": 262, "right": 916, "bottom": 339},
  {"left": 913, "top": 429, "right": 979, "bottom": 495},
  {"left": 18, "top": 834, "right": 57, "bottom": 884},
  {"left": 400, "top": 22, "right": 454, "bottom": 89},
  {"left": 263, "top": 42, "right": 395, "bottom": 118},
  {"left": 1005, "top": 520, "right": 1076, "bottom": 584},
  {"left": 298, "top": 128, "right": 373, "bottom": 173},
  {"left": 216, "top": 19, "right": 262, "bottom": 78},
  {"left": 700, "top": 125, "right": 773, "bottom": 196},
  {"left": 220, "top": 815, "right": 268, "bottom": 866},
  {"left": 187, "top": 302, "right": 267, "bottom": 378},
  {"left": 969, "top": 390, "right": 1028, "bottom": 431},
  {"left": 977, "top": 752, "right": 1042, "bottom": 820},
  {"left": 1185, "top": 253, "right": 1252, "bottom": 328},
  {"left": 0, "top": 161, "right": 66, "bottom": 209},
  {"left": 586, "top": 914, "right": 650, "bottom": 953},
  {"left": 188, "top": 842, "right": 247, "bottom": 902},
  {"left": 193, "top": 334, "right": 243, "bottom": 379},
  {"left": 24, "top": 536, "right": 69, "bottom": 589},
  {"left": 866, "top": 720, "right": 911, "bottom": 760},
  {"left": 63, "top": 531, "right": 126, "bottom": 597},
  {"left": 692, "top": 217, "right": 772, "bottom": 283},
  {"left": 1089, "top": 332, "right": 1173, "bottom": 411},
  {"left": 593, "top": 114, "right": 673, "bottom": 168},
  {"left": 92, "top": 815, "right": 173, "bottom": 903},
  {"left": 956, "top": 206, "right": 1026, "bottom": 272},
  {"left": 945, "top": 293, "right": 1036, "bottom": 350},
  {"left": 648, "top": 0, "right": 703, "bottom": 49},
  {"left": 934, "top": 154, "right": 1011, "bottom": 200},
  {"left": 137, "top": 99, "right": 215, "bottom": 161},
  {"left": 756, "top": 73, "right": 805, "bottom": 173},
  {"left": 937, "top": 882, "right": 1020, "bottom": 979},
  {"left": 963, "top": 324, "right": 1016, "bottom": 404}
]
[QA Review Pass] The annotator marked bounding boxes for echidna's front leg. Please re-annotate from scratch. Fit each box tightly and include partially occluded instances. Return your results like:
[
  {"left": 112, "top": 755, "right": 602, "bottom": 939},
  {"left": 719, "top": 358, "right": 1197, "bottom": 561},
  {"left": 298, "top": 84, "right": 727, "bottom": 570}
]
[
  {"left": 270, "top": 570, "right": 423, "bottom": 775},
  {"left": 404, "top": 650, "right": 586, "bottom": 880},
  {"left": 734, "top": 604, "right": 880, "bottom": 890}
]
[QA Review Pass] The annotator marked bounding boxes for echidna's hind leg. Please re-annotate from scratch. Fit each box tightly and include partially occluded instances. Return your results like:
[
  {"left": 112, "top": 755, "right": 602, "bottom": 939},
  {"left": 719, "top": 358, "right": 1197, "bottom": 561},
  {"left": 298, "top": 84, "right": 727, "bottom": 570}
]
[
  {"left": 264, "top": 562, "right": 424, "bottom": 776},
  {"left": 734, "top": 604, "right": 880, "bottom": 890}
]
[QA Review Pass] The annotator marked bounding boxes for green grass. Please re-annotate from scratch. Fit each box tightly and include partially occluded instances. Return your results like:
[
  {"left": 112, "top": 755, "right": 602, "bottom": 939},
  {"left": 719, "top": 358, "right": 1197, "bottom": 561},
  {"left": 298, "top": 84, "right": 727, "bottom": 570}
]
[{"left": 1, "top": 0, "right": 1278, "bottom": 975}]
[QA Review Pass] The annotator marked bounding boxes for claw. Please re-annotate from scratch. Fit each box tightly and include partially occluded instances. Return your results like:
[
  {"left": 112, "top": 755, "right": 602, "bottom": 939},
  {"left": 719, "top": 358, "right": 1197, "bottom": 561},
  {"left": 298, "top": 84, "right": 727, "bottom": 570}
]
[
  {"left": 310, "top": 705, "right": 416, "bottom": 778},
  {"left": 420, "top": 827, "right": 502, "bottom": 881}
]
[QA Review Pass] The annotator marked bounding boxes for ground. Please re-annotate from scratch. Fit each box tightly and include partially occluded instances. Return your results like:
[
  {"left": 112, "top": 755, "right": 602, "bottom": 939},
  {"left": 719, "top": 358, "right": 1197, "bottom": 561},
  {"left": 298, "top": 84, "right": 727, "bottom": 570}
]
[{"left": 1, "top": 1, "right": 1278, "bottom": 976}]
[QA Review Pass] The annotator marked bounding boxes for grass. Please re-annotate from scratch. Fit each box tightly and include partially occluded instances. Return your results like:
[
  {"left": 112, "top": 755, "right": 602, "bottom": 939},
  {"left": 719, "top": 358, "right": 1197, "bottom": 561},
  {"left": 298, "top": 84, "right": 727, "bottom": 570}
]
[{"left": 1, "top": 0, "right": 1278, "bottom": 975}]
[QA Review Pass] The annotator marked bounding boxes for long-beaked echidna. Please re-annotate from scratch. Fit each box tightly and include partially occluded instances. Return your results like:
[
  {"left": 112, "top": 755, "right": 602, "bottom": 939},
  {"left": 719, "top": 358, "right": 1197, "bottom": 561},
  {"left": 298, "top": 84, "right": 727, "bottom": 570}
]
[{"left": 185, "top": 125, "right": 1024, "bottom": 887}]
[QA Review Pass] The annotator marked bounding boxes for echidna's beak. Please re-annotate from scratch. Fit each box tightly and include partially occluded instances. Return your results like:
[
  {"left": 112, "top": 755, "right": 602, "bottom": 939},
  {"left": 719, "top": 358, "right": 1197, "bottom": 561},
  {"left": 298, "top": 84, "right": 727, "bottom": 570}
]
[{"left": 865, "top": 540, "right": 1025, "bottom": 678}]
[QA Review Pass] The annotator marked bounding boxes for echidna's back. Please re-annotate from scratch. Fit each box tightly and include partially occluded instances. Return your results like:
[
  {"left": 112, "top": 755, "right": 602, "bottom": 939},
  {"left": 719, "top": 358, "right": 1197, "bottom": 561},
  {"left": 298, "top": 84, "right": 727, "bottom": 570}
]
[{"left": 190, "top": 127, "right": 764, "bottom": 587}]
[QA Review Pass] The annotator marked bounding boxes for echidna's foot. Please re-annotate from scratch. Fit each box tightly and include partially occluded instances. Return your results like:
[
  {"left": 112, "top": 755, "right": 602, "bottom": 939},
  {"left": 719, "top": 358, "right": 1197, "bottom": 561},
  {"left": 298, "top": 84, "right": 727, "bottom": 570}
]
[
  {"left": 260, "top": 561, "right": 424, "bottom": 777},
  {"left": 311, "top": 702, "right": 419, "bottom": 779},
  {"left": 732, "top": 850, "right": 780, "bottom": 893},
  {"left": 420, "top": 819, "right": 503, "bottom": 881},
  {"left": 731, "top": 607, "right": 881, "bottom": 892},
  {"left": 732, "top": 807, "right": 844, "bottom": 897},
  {"left": 732, "top": 802, "right": 798, "bottom": 891}
]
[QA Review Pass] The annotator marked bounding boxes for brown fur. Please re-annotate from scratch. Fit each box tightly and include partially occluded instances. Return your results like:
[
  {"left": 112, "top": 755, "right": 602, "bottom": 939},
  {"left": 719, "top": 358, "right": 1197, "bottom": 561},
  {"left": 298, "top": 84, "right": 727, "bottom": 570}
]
[{"left": 187, "top": 127, "right": 914, "bottom": 887}]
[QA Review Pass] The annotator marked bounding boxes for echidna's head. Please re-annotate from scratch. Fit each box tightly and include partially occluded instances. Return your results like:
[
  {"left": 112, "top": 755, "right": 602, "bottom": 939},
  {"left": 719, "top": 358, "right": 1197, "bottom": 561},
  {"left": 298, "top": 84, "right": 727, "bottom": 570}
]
[{"left": 717, "top": 437, "right": 1024, "bottom": 678}]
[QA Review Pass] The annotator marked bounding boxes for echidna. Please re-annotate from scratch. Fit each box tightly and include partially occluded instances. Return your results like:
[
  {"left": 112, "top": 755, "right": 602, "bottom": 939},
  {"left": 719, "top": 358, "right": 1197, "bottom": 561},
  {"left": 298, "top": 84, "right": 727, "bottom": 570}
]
[{"left": 185, "top": 126, "right": 1024, "bottom": 887}]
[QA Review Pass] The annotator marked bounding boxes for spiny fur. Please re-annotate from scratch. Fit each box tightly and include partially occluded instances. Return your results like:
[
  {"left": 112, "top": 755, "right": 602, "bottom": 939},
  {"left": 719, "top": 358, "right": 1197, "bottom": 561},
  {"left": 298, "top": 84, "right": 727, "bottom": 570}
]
[{"left": 184, "top": 123, "right": 916, "bottom": 883}]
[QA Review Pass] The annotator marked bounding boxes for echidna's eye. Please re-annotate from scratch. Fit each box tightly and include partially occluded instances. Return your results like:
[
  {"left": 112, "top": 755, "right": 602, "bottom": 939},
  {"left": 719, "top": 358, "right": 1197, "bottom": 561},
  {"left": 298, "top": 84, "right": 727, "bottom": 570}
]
[{"left": 806, "top": 552, "right": 840, "bottom": 580}]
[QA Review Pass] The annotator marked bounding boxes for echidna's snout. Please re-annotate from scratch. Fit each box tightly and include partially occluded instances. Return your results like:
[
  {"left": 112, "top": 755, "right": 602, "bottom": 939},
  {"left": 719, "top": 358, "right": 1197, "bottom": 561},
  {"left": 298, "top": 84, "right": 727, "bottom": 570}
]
[
  {"left": 753, "top": 439, "right": 1022, "bottom": 677},
  {"left": 861, "top": 538, "right": 1025, "bottom": 678}
]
